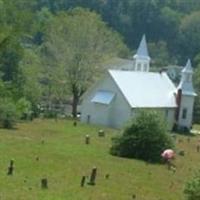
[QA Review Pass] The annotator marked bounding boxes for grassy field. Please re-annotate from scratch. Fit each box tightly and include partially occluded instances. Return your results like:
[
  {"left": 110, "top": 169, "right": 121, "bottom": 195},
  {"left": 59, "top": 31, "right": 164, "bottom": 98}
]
[{"left": 0, "top": 119, "right": 200, "bottom": 200}]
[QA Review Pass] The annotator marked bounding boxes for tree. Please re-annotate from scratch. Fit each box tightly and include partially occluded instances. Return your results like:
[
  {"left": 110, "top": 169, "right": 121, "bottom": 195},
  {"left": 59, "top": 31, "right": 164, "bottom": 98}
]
[
  {"left": 184, "top": 171, "right": 200, "bottom": 200},
  {"left": 193, "top": 61, "right": 200, "bottom": 123},
  {"left": 110, "top": 110, "right": 174, "bottom": 163},
  {"left": 178, "top": 11, "right": 200, "bottom": 61},
  {"left": 42, "top": 8, "right": 128, "bottom": 117},
  {"left": 148, "top": 41, "right": 172, "bottom": 68}
]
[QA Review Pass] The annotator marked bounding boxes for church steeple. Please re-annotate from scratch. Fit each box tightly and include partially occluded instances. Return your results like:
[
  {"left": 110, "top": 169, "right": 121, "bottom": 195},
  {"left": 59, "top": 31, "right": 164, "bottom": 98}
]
[
  {"left": 176, "top": 59, "right": 197, "bottom": 130},
  {"left": 133, "top": 35, "right": 151, "bottom": 72},
  {"left": 178, "top": 59, "right": 196, "bottom": 96}
]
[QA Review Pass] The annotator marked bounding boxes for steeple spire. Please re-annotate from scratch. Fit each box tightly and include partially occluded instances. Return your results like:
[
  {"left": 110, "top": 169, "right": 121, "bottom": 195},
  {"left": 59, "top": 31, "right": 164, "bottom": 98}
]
[
  {"left": 136, "top": 34, "right": 149, "bottom": 58},
  {"left": 182, "top": 59, "right": 193, "bottom": 73},
  {"left": 133, "top": 34, "right": 151, "bottom": 72}
]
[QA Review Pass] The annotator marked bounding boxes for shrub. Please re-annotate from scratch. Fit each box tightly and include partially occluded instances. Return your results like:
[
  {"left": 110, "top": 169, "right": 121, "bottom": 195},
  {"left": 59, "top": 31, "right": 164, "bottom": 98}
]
[
  {"left": 184, "top": 171, "right": 200, "bottom": 200},
  {"left": 110, "top": 110, "right": 174, "bottom": 163},
  {"left": 16, "top": 98, "right": 32, "bottom": 120},
  {"left": 0, "top": 99, "right": 19, "bottom": 129}
]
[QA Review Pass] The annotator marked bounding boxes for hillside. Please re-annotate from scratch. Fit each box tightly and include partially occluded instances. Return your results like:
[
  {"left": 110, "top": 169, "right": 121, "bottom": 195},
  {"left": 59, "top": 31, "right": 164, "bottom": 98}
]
[{"left": 0, "top": 119, "right": 199, "bottom": 200}]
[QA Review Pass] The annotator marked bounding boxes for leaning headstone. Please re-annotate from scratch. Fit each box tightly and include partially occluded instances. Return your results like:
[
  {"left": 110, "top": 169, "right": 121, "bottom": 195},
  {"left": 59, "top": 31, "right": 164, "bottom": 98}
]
[
  {"left": 7, "top": 159, "right": 14, "bottom": 175},
  {"left": 80, "top": 176, "right": 86, "bottom": 187},
  {"left": 41, "top": 178, "right": 48, "bottom": 189},
  {"left": 98, "top": 130, "right": 105, "bottom": 137},
  {"left": 88, "top": 167, "right": 97, "bottom": 185},
  {"left": 85, "top": 135, "right": 90, "bottom": 145}
]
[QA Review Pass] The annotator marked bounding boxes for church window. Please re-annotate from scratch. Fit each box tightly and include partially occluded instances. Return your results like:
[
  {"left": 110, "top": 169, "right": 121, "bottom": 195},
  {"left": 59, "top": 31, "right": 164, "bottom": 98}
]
[
  {"left": 144, "top": 63, "right": 148, "bottom": 71},
  {"left": 137, "top": 63, "right": 141, "bottom": 71},
  {"left": 182, "top": 108, "right": 187, "bottom": 119},
  {"left": 165, "top": 109, "right": 169, "bottom": 119}
]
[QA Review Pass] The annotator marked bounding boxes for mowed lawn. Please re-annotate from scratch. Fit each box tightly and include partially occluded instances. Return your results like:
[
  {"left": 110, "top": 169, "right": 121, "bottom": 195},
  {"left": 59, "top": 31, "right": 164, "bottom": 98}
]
[{"left": 0, "top": 120, "right": 200, "bottom": 200}]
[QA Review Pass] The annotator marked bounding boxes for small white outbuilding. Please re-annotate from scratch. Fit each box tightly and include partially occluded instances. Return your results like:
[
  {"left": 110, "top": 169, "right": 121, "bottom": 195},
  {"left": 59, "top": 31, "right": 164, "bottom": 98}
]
[{"left": 81, "top": 35, "right": 197, "bottom": 130}]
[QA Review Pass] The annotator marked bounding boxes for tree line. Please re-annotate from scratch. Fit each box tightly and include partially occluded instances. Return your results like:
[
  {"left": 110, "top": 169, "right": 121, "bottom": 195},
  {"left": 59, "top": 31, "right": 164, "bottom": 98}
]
[{"left": 0, "top": 0, "right": 200, "bottom": 124}]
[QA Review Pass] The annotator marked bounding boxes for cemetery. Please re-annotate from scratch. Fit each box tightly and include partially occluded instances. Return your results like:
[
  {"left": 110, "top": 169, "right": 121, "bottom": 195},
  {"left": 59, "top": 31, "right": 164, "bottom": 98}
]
[{"left": 0, "top": 118, "right": 199, "bottom": 200}]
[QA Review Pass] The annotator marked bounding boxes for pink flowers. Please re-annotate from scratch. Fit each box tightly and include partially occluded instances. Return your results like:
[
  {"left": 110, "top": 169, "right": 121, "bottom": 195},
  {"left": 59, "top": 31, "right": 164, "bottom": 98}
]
[{"left": 161, "top": 149, "right": 175, "bottom": 160}]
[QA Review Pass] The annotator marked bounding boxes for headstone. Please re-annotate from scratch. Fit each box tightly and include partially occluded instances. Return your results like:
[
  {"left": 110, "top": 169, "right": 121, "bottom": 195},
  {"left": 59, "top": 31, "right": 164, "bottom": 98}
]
[
  {"left": 105, "top": 174, "right": 110, "bottom": 179},
  {"left": 85, "top": 135, "right": 90, "bottom": 144},
  {"left": 197, "top": 144, "right": 200, "bottom": 152},
  {"left": 178, "top": 150, "right": 185, "bottom": 156},
  {"left": 7, "top": 159, "right": 14, "bottom": 175},
  {"left": 81, "top": 176, "right": 86, "bottom": 187},
  {"left": 88, "top": 167, "right": 97, "bottom": 185},
  {"left": 98, "top": 130, "right": 105, "bottom": 137},
  {"left": 73, "top": 121, "right": 77, "bottom": 127},
  {"left": 132, "top": 194, "right": 136, "bottom": 199},
  {"left": 41, "top": 178, "right": 48, "bottom": 189}
]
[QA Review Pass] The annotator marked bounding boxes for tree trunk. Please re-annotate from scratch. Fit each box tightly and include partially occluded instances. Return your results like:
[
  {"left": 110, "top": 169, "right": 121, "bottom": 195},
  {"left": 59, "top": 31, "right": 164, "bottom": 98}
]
[
  {"left": 72, "top": 91, "right": 79, "bottom": 119},
  {"left": 71, "top": 83, "right": 85, "bottom": 118}
]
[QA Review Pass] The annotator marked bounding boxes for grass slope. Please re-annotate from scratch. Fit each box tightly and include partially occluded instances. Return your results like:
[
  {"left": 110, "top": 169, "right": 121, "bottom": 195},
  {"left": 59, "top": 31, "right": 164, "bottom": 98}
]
[{"left": 0, "top": 119, "right": 200, "bottom": 200}]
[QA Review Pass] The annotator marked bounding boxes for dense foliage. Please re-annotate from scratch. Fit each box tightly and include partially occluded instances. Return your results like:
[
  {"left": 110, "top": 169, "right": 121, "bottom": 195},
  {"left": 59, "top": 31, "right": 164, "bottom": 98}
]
[
  {"left": 110, "top": 111, "right": 174, "bottom": 163},
  {"left": 0, "top": 0, "right": 200, "bottom": 123},
  {"left": 184, "top": 171, "right": 200, "bottom": 200}
]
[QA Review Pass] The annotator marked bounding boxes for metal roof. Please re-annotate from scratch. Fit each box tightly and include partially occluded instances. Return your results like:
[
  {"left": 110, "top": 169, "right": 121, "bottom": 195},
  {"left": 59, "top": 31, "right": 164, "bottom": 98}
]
[
  {"left": 109, "top": 70, "right": 177, "bottom": 108},
  {"left": 91, "top": 90, "right": 115, "bottom": 104}
]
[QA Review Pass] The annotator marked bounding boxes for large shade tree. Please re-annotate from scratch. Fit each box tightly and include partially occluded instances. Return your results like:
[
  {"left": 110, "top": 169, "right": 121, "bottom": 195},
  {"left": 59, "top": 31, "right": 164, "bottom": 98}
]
[{"left": 42, "top": 8, "right": 128, "bottom": 117}]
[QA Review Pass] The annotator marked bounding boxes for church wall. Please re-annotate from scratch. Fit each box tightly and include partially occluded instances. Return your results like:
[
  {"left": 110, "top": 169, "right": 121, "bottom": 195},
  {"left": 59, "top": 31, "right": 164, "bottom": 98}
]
[
  {"left": 130, "top": 108, "right": 175, "bottom": 131},
  {"left": 80, "top": 73, "right": 131, "bottom": 128},
  {"left": 178, "top": 95, "right": 195, "bottom": 129}
]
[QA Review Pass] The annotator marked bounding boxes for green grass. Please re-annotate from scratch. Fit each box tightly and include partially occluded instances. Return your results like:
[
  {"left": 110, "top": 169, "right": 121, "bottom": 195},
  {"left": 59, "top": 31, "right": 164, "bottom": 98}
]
[{"left": 0, "top": 119, "right": 200, "bottom": 200}]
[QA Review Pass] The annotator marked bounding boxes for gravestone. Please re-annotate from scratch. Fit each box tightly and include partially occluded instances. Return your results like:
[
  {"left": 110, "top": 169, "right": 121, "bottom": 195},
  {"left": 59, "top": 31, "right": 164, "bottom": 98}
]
[
  {"left": 80, "top": 176, "right": 86, "bottom": 187},
  {"left": 41, "top": 178, "right": 48, "bottom": 189},
  {"left": 197, "top": 144, "right": 200, "bottom": 152},
  {"left": 98, "top": 130, "right": 105, "bottom": 137},
  {"left": 85, "top": 135, "right": 90, "bottom": 144},
  {"left": 7, "top": 159, "right": 14, "bottom": 175},
  {"left": 88, "top": 167, "right": 97, "bottom": 185},
  {"left": 73, "top": 121, "right": 77, "bottom": 127}
]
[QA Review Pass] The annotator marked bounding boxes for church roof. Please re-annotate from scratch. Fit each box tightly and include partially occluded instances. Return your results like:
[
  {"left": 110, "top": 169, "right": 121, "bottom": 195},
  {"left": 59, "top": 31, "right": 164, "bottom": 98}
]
[
  {"left": 133, "top": 35, "right": 150, "bottom": 60},
  {"left": 109, "top": 70, "right": 177, "bottom": 108}
]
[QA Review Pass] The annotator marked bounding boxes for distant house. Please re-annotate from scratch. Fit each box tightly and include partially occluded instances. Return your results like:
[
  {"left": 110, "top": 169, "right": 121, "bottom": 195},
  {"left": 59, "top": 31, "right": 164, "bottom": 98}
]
[{"left": 81, "top": 35, "right": 197, "bottom": 130}]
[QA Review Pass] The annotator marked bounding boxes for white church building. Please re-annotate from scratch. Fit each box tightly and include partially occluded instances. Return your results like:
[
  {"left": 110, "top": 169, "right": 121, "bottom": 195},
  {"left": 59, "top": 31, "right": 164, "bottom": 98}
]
[{"left": 80, "top": 35, "right": 197, "bottom": 130}]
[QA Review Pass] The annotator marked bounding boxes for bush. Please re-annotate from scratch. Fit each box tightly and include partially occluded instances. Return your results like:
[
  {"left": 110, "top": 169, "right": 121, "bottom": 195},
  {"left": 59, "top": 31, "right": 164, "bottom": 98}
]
[
  {"left": 16, "top": 98, "right": 32, "bottom": 120},
  {"left": 0, "top": 99, "right": 19, "bottom": 129},
  {"left": 110, "top": 110, "right": 174, "bottom": 163},
  {"left": 184, "top": 171, "right": 200, "bottom": 200}
]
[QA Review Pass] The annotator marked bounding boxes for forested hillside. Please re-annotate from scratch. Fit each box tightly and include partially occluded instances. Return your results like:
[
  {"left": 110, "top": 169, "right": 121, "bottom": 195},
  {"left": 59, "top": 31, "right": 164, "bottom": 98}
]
[{"left": 0, "top": 0, "right": 200, "bottom": 123}]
